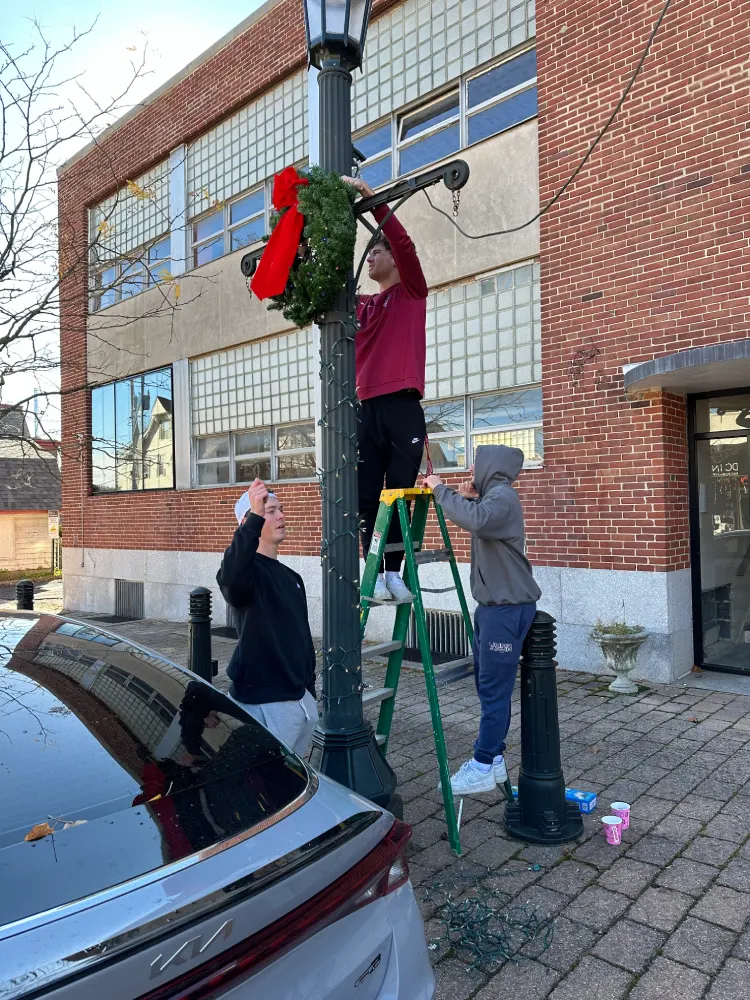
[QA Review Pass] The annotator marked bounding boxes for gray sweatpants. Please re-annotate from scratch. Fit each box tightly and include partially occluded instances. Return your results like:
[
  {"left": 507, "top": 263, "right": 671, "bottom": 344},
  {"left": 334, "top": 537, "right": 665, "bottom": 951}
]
[{"left": 238, "top": 690, "right": 319, "bottom": 757}]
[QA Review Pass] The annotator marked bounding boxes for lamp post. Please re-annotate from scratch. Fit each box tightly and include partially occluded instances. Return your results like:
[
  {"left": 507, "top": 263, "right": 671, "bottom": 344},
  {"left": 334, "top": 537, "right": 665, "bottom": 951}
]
[{"left": 303, "top": 0, "right": 398, "bottom": 810}]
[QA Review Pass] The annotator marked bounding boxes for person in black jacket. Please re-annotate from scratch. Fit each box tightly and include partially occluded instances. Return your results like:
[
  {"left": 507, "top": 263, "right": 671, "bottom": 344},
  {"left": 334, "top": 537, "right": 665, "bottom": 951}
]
[{"left": 217, "top": 477, "right": 317, "bottom": 755}]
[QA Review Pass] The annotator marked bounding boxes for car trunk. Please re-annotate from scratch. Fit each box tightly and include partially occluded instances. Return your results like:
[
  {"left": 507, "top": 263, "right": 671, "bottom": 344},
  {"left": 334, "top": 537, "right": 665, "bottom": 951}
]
[{"left": 0, "top": 612, "right": 395, "bottom": 998}]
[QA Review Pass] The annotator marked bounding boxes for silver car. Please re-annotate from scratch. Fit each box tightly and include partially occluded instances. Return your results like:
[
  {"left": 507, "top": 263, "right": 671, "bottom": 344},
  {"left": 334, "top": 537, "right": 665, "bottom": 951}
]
[{"left": 0, "top": 611, "right": 435, "bottom": 1000}]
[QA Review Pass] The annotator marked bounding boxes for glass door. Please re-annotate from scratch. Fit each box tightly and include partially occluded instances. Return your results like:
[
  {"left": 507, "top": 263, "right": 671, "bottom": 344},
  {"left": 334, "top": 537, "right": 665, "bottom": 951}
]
[{"left": 692, "top": 393, "right": 750, "bottom": 672}]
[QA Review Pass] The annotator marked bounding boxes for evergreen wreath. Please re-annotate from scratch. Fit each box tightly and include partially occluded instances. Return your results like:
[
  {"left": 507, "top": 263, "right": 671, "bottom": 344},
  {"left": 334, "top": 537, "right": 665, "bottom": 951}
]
[{"left": 268, "top": 166, "right": 357, "bottom": 329}]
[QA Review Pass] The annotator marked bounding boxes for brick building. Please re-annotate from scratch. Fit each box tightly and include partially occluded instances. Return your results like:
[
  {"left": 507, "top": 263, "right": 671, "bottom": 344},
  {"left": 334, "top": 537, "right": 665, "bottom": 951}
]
[{"left": 58, "top": 0, "right": 750, "bottom": 683}]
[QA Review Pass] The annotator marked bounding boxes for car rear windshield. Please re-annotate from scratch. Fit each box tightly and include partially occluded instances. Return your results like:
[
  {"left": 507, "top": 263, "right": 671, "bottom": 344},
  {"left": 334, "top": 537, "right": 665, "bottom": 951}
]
[{"left": 0, "top": 614, "right": 310, "bottom": 926}]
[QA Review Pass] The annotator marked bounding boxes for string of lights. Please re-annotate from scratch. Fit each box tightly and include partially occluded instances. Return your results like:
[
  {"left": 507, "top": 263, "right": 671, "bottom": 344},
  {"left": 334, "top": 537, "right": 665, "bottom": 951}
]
[{"left": 317, "top": 313, "right": 366, "bottom": 708}]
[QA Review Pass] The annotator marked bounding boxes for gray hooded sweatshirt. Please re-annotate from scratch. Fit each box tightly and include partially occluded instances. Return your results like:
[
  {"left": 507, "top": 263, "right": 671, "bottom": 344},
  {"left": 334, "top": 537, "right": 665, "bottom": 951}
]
[{"left": 432, "top": 444, "right": 541, "bottom": 607}]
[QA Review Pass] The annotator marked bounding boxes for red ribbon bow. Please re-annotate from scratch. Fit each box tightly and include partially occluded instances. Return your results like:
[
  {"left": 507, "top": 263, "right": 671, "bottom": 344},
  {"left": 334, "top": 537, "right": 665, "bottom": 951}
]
[{"left": 250, "top": 166, "right": 309, "bottom": 300}]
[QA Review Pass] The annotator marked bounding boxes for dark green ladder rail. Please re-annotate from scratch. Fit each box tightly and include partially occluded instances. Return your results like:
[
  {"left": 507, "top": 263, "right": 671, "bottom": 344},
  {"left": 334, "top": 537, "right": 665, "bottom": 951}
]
[{"left": 359, "top": 487, "right": 514, "bottom": 857}]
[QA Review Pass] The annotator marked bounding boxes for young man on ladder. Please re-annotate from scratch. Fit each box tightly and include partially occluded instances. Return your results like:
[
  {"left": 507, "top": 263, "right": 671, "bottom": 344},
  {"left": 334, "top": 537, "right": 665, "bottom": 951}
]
[
  {"left": 425, "top": 445, "right": 541, "bottom": 795},
  {"left": 342, "top": 175, "right": 428, "bottom": 603}
]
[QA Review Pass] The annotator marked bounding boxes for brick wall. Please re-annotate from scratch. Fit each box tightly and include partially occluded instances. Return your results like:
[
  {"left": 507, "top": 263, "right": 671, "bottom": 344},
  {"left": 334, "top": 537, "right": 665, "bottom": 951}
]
[
  {"left": 58, "top": 0, "right": 402, "bottom": 567},
  {"left": 61, "top": 0, "right": 750, "bottom": 578},
  {"left": 529, "top": 0, "right": 750, "bottom": 573}
]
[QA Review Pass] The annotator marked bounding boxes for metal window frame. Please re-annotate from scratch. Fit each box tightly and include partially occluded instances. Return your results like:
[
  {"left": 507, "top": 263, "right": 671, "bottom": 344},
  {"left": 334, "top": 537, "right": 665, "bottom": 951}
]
[
  {"left": 688, "top": 386, "right": 750, "bottom": 675},
  {"left": 90, "top": 234, "right": 172, "bottom": 312},
  {"left": 191, "top": 419, "right": 317, "bottom": 488},
  {"left": 190, "top": 179, "right": 272, "bottom": 271},
  {"left": 422, "top": 384, "right": 544, "bottom": 472},
  {"left": 90, "top": 365, "right": 176, "bottom": 494},
  {"left": 273, "top": 420, "right": 317, "bottom": 481},
  {"left": 354, "top": 44, "right": 539, "bottom": 187},
  {"left": 470, "top": 386, "right": 544, "bottom": 465},
  {"left": 465, "top": 43, "right": 538, "bottom": 116}
]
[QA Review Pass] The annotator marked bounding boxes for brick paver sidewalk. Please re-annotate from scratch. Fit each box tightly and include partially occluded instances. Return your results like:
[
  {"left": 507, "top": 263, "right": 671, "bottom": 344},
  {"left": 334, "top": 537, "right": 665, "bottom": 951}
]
[{"left": 73, "top": 614, "right": 750, "bottom": 1000}]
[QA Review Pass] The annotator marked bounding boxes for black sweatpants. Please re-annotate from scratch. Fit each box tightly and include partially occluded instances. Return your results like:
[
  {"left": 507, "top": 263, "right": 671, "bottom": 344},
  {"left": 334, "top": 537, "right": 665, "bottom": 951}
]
[{"left": 358, "top": 391, "right": 426, "bottom": 573}]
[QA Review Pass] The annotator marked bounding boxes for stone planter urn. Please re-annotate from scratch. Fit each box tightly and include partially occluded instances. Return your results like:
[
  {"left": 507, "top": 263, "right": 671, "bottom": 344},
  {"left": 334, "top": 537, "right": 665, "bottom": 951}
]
[{"left": 591, "top": 627, "right": 648, "bottom": 694}]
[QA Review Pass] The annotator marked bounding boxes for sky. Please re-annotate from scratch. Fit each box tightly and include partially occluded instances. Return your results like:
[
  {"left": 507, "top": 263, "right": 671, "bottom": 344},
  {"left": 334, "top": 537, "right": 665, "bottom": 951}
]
[{"left": 3, "top": 0, "right": 269, "bottom": 431}]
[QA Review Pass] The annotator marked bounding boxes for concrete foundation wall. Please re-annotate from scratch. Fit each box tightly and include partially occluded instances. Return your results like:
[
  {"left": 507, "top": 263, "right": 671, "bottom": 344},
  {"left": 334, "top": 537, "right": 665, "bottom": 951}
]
[{"left": 63, "top": 546, "right": 693, "bottom": 683}]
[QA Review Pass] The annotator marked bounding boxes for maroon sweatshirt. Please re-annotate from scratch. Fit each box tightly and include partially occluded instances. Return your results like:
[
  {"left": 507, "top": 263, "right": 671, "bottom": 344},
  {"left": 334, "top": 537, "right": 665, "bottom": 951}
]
[{"left": 356, "top": 205, "right": 428, "bottom": 401}]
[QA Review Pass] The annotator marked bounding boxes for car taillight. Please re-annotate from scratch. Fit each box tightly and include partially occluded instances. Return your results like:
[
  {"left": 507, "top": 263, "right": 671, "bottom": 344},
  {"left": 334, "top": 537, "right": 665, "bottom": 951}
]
[{"left": 137, "top": 819, "right": 411, "bottom": 1000}]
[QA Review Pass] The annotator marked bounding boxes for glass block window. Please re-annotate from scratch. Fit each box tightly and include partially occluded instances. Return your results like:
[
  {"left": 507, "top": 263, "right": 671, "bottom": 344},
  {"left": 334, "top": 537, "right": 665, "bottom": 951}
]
[
  {"left": 352, "top": 0, "right": 536, "bottom": 131},
  {"left": 194, "top": 422, "right": 315, "bottom": 486},
  {"left": 424, "top": 259, "right": 540, "bottom": 400},
  {"left": 190, "top": 328, "right": 314, "bottom": 437},
  {"left": 90, "top": 160, "right": 171, "bottom": 261},
  {"left": 357, "top": 44, "right": 537, "bottom": 186},
  {"left": 187, "top": 71, "right": 307, "bottom": 218}
]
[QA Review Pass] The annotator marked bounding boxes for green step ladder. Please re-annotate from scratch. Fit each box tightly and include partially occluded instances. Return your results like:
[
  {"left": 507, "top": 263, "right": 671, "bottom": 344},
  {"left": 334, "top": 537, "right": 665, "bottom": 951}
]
[{"left": 359, "top": 487, "right": 514, "bottom": 857}]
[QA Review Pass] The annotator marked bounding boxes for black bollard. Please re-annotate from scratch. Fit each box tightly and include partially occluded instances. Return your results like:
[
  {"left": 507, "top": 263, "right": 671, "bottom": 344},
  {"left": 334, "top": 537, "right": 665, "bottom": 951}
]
[
  {"left": 505, "top": 611, "right": 583, "bottom": 844},
  {"left": 16, "top": 579, "right": 34, "bottom": 611},
  {"left": 188, "top": 587, "right": 213, "bottom": 684}
]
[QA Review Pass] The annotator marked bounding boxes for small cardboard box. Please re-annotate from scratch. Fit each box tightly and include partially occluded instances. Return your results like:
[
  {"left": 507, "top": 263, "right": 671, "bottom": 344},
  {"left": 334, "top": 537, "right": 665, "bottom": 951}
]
[{"left": 510, "top": 786, "right": 598, "bottom": 814}]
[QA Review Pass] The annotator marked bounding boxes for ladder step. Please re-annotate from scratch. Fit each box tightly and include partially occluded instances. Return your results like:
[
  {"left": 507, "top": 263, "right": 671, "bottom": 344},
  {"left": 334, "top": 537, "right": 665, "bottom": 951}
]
[
  {"left": 405, "top": 654, "right": 474, "bottom": 675},
  {"left": 363, "top": 686, "right": 395, "bottom": 706},
  {"left": 376, "top": 733, "right": 386, "bottom": 747},
  {"left": 363, "top": 640, "right": 403, "bottom": 660},
  {"left": 420, "top": 586, "right": 457, "bottom": 594},
  {"left": 414, "top": 548, "right": 451, "bottom": 565},
  {"left": 383, "top": 541, "right": 419, "bottom": 553},
  {"left": 362, "top": 594, "right": 414, "bottom": 606}
]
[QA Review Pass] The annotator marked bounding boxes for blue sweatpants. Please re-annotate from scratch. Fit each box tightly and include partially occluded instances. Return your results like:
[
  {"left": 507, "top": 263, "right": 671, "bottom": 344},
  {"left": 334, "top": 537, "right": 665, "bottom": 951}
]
[{"left": 472, "top": 602, "right": 537, "bottom": 764}]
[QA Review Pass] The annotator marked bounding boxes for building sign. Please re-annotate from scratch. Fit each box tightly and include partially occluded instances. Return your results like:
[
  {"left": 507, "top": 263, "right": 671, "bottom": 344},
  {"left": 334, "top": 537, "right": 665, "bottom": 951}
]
[{"left": 48, "top": 510, "right": 60, "bottom": 539}]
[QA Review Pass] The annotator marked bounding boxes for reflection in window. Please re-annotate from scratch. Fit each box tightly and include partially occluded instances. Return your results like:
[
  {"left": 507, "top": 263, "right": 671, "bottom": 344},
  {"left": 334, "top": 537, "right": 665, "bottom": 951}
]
[
  {"left": 191, "top": 186, "right": 266, "bottom": 268},
  {"left": 695, "top": 396, "right": 750, "bottom": 434},
  {"left": 423, "top": 399, "right": 466, "bottom": 470},
  {"left": 472, "top": 387, "right": 543, "bottom": 465},
  {"left": 91, "top": 236, "right": 172, "bottom": 312},
  {"left": 193, "top": 421, "right": 316, "bottom": 486},
  {"left": 91, "top": 367, "right": 174, "bottom": 493},
  {"left": 397, "top": 92, "right": 460, "bottom": 176},
  {"left": 421, "top": 388, "right": 543, "bottom": 472}
]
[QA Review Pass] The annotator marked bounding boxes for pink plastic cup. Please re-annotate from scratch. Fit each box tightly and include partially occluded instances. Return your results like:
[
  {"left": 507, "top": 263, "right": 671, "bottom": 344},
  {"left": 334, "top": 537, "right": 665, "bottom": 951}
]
[
  {"left": 610, "top": 802, "right": 631, "bottom": 831},
  {"left": 602, "top": 816, "right": 623, "bottom": 846}
]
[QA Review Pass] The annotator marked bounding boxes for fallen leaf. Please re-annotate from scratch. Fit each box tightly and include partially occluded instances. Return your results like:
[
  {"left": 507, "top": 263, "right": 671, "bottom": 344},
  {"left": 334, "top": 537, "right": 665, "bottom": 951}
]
[
  {"left": 62, "top": 820, "right": 88, "bottom": 830},
  {"left": 591, "top": 746, "right": 601, "bottom": 754},
  {"left": 25, "top": 822, "right": 54, "bottom": 842},
  {"left": 690, "top": 665, "right": 702, "bottom": 673},
  {"left": 688, "top": 717, "right": 699, "bottom": 723}
]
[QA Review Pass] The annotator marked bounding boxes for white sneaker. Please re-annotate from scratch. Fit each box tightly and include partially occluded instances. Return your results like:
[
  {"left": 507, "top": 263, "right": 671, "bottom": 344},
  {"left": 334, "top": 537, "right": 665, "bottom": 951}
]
[
  {"left": 385, "top": 575, "right": 412, "bottom": 601},
  {"left": 493, "top": 756, "right": 508, "bottom": 783},
  {"left": 372, "top": 575, "right": 392, "bottom": 601},
  {"left": 444, "top": 760, "right": 497, "bottom": 796}
]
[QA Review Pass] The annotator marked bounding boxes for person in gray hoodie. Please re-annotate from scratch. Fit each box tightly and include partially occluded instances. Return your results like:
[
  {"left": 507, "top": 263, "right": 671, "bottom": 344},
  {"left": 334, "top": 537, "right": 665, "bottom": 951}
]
[{"left": 424, "top": 444, "right": 541, "bottom": 795}]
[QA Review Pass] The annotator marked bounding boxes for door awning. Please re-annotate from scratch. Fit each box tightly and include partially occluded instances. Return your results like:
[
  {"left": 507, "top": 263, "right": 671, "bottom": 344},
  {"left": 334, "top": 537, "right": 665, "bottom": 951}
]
[{"left": 624, "top": 339, "right": 750, "bottom": 394}]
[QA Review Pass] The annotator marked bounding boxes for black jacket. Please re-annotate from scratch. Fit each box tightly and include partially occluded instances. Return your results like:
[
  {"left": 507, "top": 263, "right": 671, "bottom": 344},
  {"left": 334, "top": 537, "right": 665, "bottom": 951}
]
[{"left": 217, "top": 514, "right": 316, "bottom": 704}]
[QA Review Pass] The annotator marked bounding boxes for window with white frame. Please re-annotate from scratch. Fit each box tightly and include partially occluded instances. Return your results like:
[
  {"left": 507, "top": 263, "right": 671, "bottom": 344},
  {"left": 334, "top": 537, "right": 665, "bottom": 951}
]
[
  {"left": 194, "top": 422, "right": 315, "bottom": 486},
  {"left": 91, "top": 235, "right": 172, "bottom": 312},
  {"left": 398, "top": 90, "right": 460, "bottom": 177},
  {"left": 191, "top": 185, "right": 266, "bottom": 269},
  {"left": 466, "top": 47, "right": 537, "bottom": 145},
  {"left": 357, "top": 46, "right": 537, "bottom": 188},
  {"left": 423, "top": 386, "right": 543, "bottom": 472}
]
